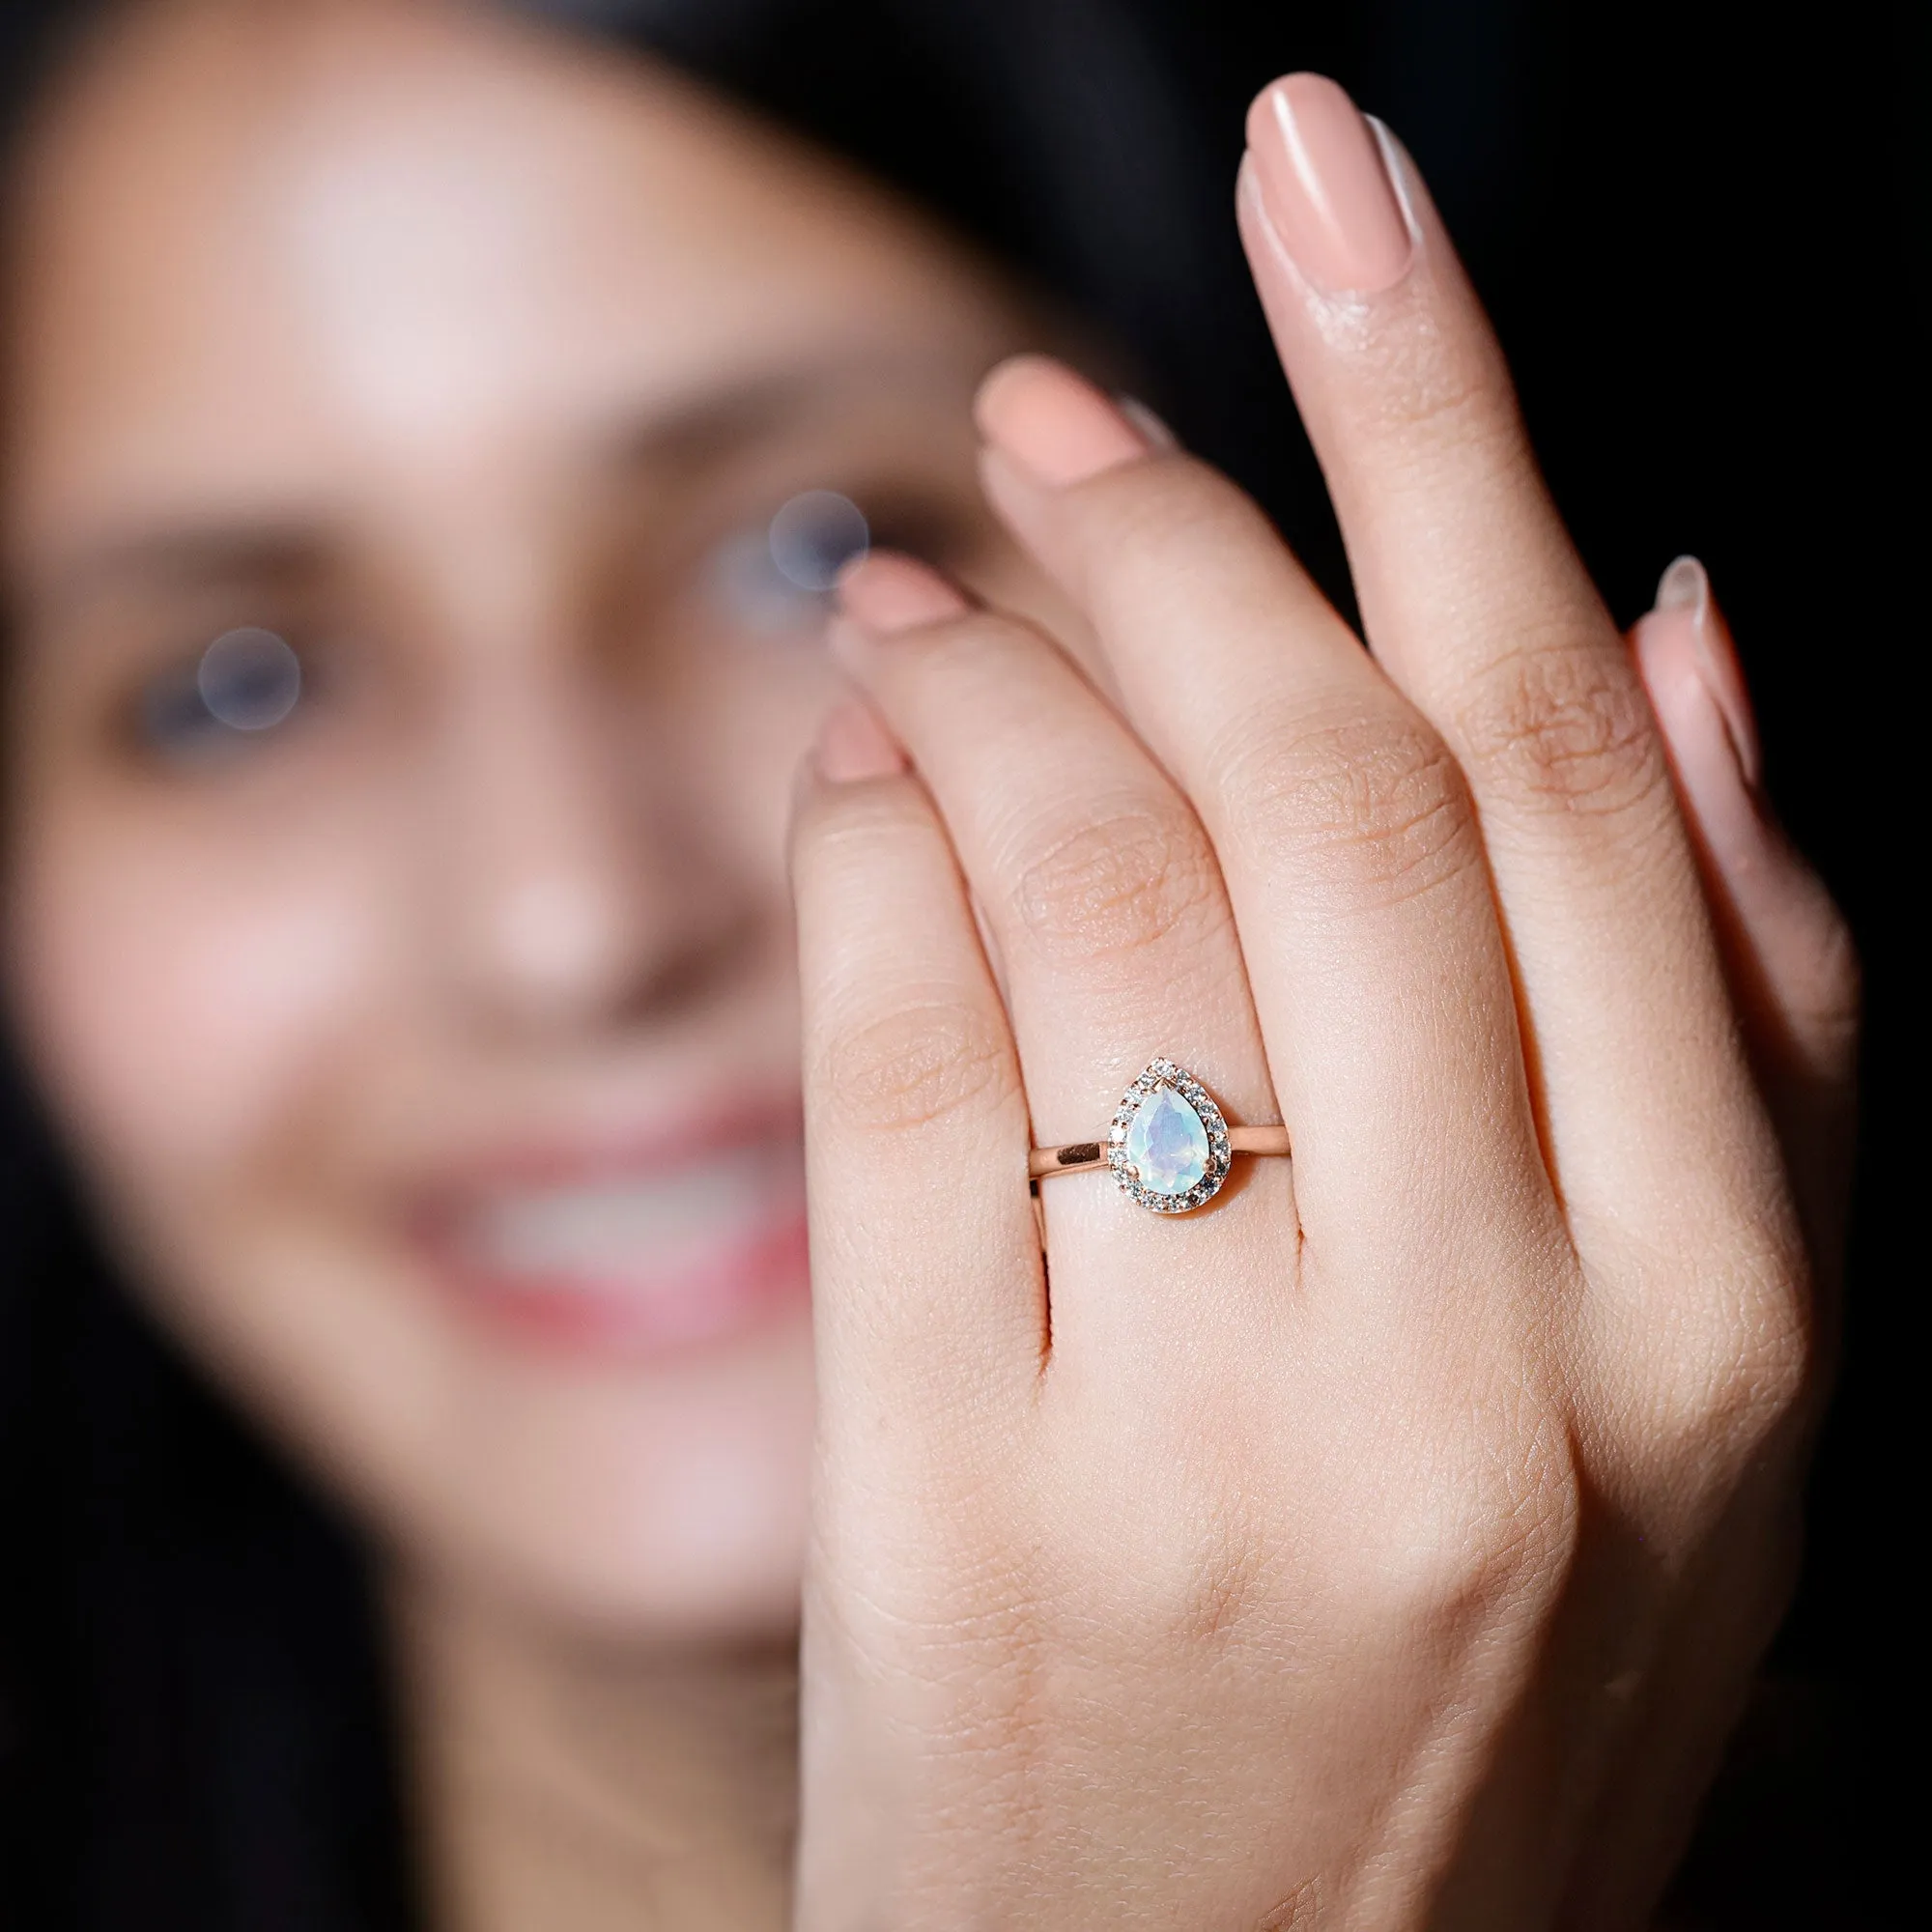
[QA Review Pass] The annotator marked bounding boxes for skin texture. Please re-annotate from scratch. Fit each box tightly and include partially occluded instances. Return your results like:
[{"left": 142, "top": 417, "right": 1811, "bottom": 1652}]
[
  {"left": 0, "top": 5, "right": 1854, "bottom": 1927},
  {"left": 787, "top": 104, "right": 1857, "bottom": 1932}
]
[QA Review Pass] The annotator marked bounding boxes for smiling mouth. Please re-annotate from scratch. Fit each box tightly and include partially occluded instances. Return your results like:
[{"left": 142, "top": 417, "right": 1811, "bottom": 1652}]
[{"left": 418, "top": 1132, "right": 810, "bottom": 1358}]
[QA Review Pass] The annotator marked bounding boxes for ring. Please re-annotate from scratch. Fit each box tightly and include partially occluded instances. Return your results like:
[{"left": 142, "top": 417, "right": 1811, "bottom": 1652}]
[{"left": 1029, "top": 1059, "right": 1291, "bottom": 1214}]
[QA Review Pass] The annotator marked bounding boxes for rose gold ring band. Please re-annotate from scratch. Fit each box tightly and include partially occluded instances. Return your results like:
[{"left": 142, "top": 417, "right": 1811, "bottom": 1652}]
[{"left": 1029, "top": 1123, "right": 1290, "bottom": 1180}]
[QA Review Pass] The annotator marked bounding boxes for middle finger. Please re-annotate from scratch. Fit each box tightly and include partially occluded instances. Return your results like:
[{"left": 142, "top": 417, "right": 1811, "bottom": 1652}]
[{"left": 971, "top": 364, "right": 1560, "bottom": 1300}]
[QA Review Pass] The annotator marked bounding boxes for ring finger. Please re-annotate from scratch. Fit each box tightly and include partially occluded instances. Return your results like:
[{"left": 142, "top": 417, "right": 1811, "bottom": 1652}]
[{"left": 828, "top": 550, "right": 1295, "bottom": 1373}]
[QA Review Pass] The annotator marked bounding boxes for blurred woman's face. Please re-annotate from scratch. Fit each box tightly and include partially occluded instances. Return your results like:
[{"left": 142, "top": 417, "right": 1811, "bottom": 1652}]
[{"left": 0, "top": 0, "right": 1037, "bottom": 1634}]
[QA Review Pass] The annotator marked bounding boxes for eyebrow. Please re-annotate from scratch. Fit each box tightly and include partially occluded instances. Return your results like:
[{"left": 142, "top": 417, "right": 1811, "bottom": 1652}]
[
  {"left": 597, "top": 349, "right": 980, "bottom": 474},
  {"left": 19, "top": 347, "right": 983, "bottom": 618},
  {"left": 33, "top": 525, "right": 329, "bottom": 601}
]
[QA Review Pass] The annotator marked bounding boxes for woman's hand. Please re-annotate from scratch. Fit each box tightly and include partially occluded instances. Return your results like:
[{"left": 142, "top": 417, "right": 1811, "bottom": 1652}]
[{"left": 788, "top": 74, "right": 1856, "bottom": 1930}]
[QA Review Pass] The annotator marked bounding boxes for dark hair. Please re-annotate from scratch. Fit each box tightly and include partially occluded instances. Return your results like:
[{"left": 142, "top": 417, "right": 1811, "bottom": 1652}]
[
  {"left": 1, "top": 3, "right": 1908, "bottom": 1925},
  {"left": 0, "top": 7, "right": 1324, "bottom": 1924}
]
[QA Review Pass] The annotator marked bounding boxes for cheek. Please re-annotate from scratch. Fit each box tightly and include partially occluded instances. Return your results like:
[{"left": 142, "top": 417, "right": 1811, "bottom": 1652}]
[{"left": 8, "top": 805, "right": 384, "bottom": 1209}]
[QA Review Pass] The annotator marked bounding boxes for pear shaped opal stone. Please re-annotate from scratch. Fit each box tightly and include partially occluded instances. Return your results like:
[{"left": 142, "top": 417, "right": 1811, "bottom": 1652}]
[{"left": 1123, "top": 1084, "right": 1210, "bottom": 1196}]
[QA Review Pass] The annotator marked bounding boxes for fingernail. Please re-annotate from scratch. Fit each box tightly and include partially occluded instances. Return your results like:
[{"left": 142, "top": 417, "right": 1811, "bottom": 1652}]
[
  {"left": 975, "top": 355, "right": 1154, "bottom": 487},
  {"left": 1116, "top": 394, "right": 1179, "bottom": 450},
  {"left": 835, "top": 551, "right": 970, "bottom": 634},
  {"left": 1244, "top": 73, "right": 1413, "bottom": 297},
  {"left": 814, "top": 696, "right": 905, "bottom": 782},
  {"left": 1653, "top": 554, "right": 1760, "bottom": 788},
  {"left": 1654, "top": 554, "right": 1708, "bottom": 618},
  {"left": 1635, "top": 614, "right": 1762, "bottom": 860}
]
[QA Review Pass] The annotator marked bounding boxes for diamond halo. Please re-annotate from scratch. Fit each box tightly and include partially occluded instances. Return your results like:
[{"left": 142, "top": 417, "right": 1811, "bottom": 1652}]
[{"left": 1106, "top": 1060, "right": 1233, "bottom": 1214}]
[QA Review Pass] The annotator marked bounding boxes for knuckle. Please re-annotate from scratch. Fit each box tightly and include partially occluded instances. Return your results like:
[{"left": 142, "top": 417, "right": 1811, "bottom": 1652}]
[
  {"left": 1345, "top": 315, "right": 1528, "bottom": 474},
  {"left": 1090, "top": 453, "right": 1256, "bottom": 548},
  {"left": 1368, "top": 345, "right": 1507, "bottom": 451},
  {"left": 814, "top": 996, "right": 1014, "bottom": 1136},
  {"left": 1732, "top": 1297, "right": 1814, "bottom": 1433},
  {"left": 1173, "top": 1514, "right": 1273, "bottom": 1646},
  {"left": 1666, "top": 1263, "right": 1816, "bottom": 1456},
  {"left": 1225, "top": 704, "right": 1479, "bottom": 911},
  {"left": 1454, "top": 639, "right": 1670, "bottom": 821},
  {"left": 1011, "top": 801, "right": 1224, "bottom": 966},
  {"left": 1081, "top": 1489, "right": 1271, "bottom": 1650},
  {"left": 790, "top": 782, "right": 928, "bottom": 896},
  {"left": 1441, "top": 1472, "right": 1574, "bottom": 1618},
  {"left": 1254, "top": 1883, "right": 1325, "bottom": 1931},
  {"left": 1364, "top": 1416, "right": 1579, "bottom": 1631},
  {"left": 1611, "top": 1223, "right": 1817, "bottom": 1484},
  {"left": 1080, "top": 458, "right": 1282, "bottom": 604}
]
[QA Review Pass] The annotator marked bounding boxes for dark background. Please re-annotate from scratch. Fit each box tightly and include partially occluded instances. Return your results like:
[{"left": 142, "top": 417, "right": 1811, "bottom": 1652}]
[
  {"left": 1, "top": 0, "right": 1918, "bottom": 1924},
  {"left": 1210, "top": 5, "right": 1918, "bottom": 1916}
]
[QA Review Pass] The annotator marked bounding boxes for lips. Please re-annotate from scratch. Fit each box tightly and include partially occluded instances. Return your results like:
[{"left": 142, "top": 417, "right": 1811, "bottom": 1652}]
[{"left": 414, "top": 1126, "right": 810, "bottom": 1358}]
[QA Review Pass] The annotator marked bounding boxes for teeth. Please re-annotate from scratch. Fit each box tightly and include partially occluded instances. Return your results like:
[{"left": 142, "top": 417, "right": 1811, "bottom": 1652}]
[{"left": 460, "top": 1143, "right": 801, "bottom": 1278}]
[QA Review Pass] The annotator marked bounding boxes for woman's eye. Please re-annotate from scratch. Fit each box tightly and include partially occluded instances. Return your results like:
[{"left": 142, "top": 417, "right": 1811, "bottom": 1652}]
[
  {"left": 704, "top": 489, "right": 871, "bottom": 634},
  {"left": 135, "top": 626, "right": 305, "bottom": 762}
]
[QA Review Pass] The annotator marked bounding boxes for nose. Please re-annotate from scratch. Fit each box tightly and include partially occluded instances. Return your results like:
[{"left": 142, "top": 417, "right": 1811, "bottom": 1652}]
[{"left": 424, "top": 666, "right": 753, "bottom": 1035}]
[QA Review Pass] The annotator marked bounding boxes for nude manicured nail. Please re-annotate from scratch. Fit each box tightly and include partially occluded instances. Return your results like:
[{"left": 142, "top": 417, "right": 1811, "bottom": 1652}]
[
  {"left": 814, "top": 696, "right": 905, "bottom": 782},
  {"left": 836, "top": 550, "right": 970, "bottom": 634},
  {"left": 1116, "top": 394, "right": 1179, "bottom": 450},
  {"left": 1245, "top": 73, "right": 1413, "bottom": 297},
  {"left": 1654, "top": 554, "right": 1760, "bottom": 787},
  {"left": 975, "top": 355, "right": 1153, "bottom": 487}
]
